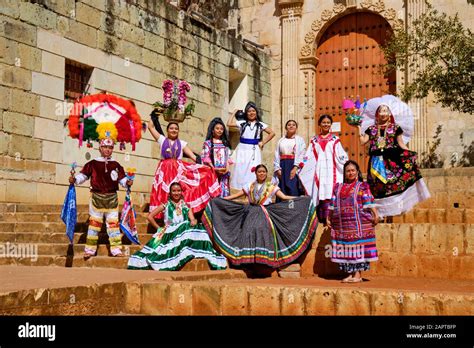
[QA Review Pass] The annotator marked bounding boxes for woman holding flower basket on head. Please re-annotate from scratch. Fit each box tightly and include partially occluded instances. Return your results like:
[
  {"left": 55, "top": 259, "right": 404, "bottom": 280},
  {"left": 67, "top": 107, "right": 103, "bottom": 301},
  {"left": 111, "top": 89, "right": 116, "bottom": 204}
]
[
  {"left": 357, "top": 95, "right": 430, "bottom": 218},
  {"left": 148, "top": 79, "right": 221, "bottom": 217}
]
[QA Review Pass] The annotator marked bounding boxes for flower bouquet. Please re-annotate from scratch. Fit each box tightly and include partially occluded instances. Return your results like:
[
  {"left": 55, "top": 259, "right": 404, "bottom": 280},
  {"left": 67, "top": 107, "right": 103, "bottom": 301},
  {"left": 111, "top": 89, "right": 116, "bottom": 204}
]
[
  {"left": 153, "top": 79, "right": 195, "bottom": 123},
  {"left": 342, "top": 96, "right": 366, "bottom": 126}
]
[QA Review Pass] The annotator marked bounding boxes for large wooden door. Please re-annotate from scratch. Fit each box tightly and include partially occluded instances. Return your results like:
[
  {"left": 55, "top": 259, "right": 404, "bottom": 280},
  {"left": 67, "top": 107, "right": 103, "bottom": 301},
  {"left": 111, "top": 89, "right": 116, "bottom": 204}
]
[{"left": 315, "top": 12, "right": 395, "bottom": 173}]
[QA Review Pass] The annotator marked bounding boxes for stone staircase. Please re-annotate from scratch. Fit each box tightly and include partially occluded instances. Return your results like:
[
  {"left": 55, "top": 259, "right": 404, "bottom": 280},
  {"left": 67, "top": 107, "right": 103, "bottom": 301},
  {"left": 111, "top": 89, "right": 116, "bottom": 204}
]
[
  {"left": 0, "top": 168, "right": 473, "bottom": 278},
  {"left": 300, "top": 168, "right": 474, "bottom": 281},
  {"left": 0, "top": 203, "right": 212, "bottom": 271}
]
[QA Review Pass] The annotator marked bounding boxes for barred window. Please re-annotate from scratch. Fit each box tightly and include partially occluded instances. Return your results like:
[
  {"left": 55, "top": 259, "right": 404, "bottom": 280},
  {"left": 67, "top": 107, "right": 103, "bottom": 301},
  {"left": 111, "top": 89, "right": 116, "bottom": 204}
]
[{"left": 64, "top": 59, "right": 93, "bottom": 101}]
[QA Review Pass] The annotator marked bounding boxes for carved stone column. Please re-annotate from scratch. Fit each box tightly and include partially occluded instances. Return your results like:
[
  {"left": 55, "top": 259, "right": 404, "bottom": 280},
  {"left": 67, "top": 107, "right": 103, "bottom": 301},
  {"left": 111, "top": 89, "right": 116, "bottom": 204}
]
[
  {"left": 406, "top": 0, "right": 428, "bottom": 155},
  {"left": 278, "top": 0, "right": 304, "bottom": 136},
  {"left": 299, "top": 56, "right": 318, "bottom": 142}
]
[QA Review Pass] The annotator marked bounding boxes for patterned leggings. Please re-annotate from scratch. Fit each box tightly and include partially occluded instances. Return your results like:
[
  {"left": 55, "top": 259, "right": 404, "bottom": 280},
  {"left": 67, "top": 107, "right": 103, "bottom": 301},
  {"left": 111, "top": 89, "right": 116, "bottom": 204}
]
[{"left": 85, "top": 203, "right": 122, "bottom": 256}]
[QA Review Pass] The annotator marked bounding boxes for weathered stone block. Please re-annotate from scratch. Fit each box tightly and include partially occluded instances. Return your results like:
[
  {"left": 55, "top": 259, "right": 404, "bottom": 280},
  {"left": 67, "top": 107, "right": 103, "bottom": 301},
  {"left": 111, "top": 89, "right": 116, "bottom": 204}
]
[
  {"left": 0, "top": 0, "right": 20, "bottom": 18},
  {"left": 398, "top": 253, "right": 418, "bottom": 277},
  {"left": 32, "top": 72, "right": 64, "bottom": 100},
  {"left": 0, "top": 64, "right": 31, "bottom": 90},
  {"left": 376, "top": 224, "right": 392, "bottom": 251},
  {"left": 19, "top": 2, "right": 57, "bottom": 30},
  {"left": 428, "top": 209, "right": 446, "bottom": 223},
  {"left": 41, "top": 51, "right": 65, "bottom": 78},
  {"left": 446, "top": 208, "right": 464, "bottom": 223},
  {"left": 392, "top": 223, "right": 411, "bottom": 253},
  {"left": 429, "top": 224, "right": 447, "bottom": 253},
  {"left": 142, "top": 49, "right": 162, "bottom": 71},
  {"left": 221, "top": 285, "right": 248, "bottom": 315},
  {"left": 97, "top": 31, "right": 122, "bottom": 56},
  {"left": 413, "top": 208, "right": 429, "bottom": 223},
  {"left": 445, "top": 224, "right": 464, "bottom": 254},
  {"left": 34, "top": 117, "right": 63, "bottom": 142},
  {"left": 375, "top": 251, "right": 400, "bottom": 276},
  {"left": 122, "top": 41, "right": 143, "bottom": 64},
  {"left": 280, "top": 287, "right": 305, "bottom": 315},
  {"left": 464, "top": 209, "right": 474, "bottom": 224},
  {"left": 402, "top": 210, "right": 415, "bottom": 223},
  {"left": 8, "top": 134, "right": 42, "bottom": 160},
  {"left": 0, "top": 132, "right": 10, "bottom": 155},
  {"left": 418, "top": 255, "right": 449, "bottom": 279},
  {"left": 412, "top": 224, "right": 430, "bottom": 254},
  {"left": 168, "top": 283, "right": 193, "bottom": 315},
  {"left": 10, "top": 89, "right": 40, "bottom": 116},
  {"left": 5, "top": 180, "right": 37, "bottom": 202},
  {"left": 122, "top": 21, "right": 145, "bottom": 46},
  {"left": 111, "top": 55, "right": 150, "bottom": 84},
  {"left": 191, "top": 284, "right": 221, "bottom": 315},
  {"left": 402, "top": 292, "right": 440, "bottom": 315},
  {"left": 140, "top": 282, "right": 170, "bottom": 315},
  {"left": 371, "top": 292, "right": 402, "bottom": 315},
  {"left": 76, "top": 2, "right": 103, "bottom": 29},
  {"left": 0, "top": 85, "right": 11, "bottom": 109},
  {"left": 65, "top": 20, "right": 97, "bottom": 48},
  {"left": 466, "top": 224, "right": 474, "bottom": 254},
  {"left": 442, "top": 295, "right": 474, "bottom": 315},
  {"left": 3, "top": 112, "right": 34, "bottom": 137},
  {"left": 182, "top": 48, "right": 198, "bottom": 68},
  {"left": 248, "top": 286, "right": 281, "bottom": 315},
  {"left": 0, "top": 16, "right": 36, "bottom": 46},
  {"left": 124, "top": 282, "right": 141, "bottom": 314},
  {"left": 304, "top": 288, "right": 335, "bottom": 315},
  {"left": 335, "top": 289, "right": 370, "bottom": 315}
]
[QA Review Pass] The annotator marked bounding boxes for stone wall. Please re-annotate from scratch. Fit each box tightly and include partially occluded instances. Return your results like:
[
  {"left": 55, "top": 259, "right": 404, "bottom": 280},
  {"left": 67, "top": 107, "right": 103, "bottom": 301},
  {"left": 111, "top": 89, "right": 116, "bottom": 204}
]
[
  {"left": 0, "top": 0, "right": 272, "bottom": 205},
  {"left": 236, "top": 0, "right": 474, "bottom": 167}
]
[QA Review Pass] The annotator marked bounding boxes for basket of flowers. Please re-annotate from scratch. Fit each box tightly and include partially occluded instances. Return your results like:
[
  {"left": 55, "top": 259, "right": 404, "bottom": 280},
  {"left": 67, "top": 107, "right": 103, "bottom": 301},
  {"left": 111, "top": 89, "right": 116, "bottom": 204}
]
[
  {"left": 153, "top": 79, "right": 195, "bottom": 123},
  {"left": 342, "top": 96, "right": 366, "bottom": 126}
]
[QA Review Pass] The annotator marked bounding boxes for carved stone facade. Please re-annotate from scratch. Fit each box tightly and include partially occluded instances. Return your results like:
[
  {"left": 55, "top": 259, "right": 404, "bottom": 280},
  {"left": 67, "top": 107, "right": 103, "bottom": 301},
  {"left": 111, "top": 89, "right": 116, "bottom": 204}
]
[{"left": 239, "top": 0, "right": 473, "bottom": 167}]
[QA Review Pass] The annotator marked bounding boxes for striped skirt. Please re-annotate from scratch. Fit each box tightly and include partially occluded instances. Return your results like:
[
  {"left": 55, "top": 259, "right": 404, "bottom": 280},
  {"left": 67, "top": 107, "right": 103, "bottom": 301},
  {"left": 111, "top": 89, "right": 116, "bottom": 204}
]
[
  {"left": 127, "top": 221, "right": 227, "bottom": 271},
  {"left": 202, "top": 196, "right": 317, "bottom": 268}
]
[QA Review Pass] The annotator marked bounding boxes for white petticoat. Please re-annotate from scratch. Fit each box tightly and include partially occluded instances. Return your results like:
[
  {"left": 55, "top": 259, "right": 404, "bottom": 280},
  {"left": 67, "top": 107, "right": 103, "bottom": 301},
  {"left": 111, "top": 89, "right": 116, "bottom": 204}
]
[{"left": 374, "top": 178, "right": 431, "bottom": 218}]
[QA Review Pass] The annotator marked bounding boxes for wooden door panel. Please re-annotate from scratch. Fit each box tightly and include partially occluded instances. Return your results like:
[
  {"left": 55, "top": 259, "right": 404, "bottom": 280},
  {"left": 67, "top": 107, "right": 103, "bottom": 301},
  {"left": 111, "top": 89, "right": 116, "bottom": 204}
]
[{"left": 315, "top": 12, "right": 395, "bottom": 173}]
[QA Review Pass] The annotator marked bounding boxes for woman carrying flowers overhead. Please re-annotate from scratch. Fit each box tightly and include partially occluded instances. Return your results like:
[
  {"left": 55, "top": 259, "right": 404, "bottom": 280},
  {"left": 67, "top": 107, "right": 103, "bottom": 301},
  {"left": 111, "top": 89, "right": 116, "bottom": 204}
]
[
  {"left": 358, "top": 95, "right": 430, "bottom": 217},
  {"left": 148, "top": 80, "right": 221, "bottom": 216}
]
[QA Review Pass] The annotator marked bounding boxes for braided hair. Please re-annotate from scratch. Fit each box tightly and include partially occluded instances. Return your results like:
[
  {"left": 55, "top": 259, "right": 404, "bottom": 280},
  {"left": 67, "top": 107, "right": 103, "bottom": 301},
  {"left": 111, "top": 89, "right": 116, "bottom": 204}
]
[{"left": 205, "top": 117, "right": 230, "bottom": 166}]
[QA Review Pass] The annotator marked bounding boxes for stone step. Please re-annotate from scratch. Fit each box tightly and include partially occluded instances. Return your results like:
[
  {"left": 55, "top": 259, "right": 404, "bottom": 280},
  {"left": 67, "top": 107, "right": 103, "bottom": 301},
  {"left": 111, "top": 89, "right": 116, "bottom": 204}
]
[
  {"left": 301, "top": 223, "right": 474, "bottom": 280},
  {"left": 0, "top": 221, "right": 155, "bottom": 234},
  {"left": 0, "top": 232, "right": 154, "bottom": 244},
  {"left": 0, "top": 212, "right": 149, "bottom": 223},
  {"left": 30, "top": 243, "right": 142, "bottom": 256},
  {"left": 136, "top": 276, "right": 474, "bottom": 315},
  {"left": 0, "top": 203, "right": 150, "bottom": 214},
  {"left": 414, "top": 191, "right": 474, "bottom": 209},
  {"left": 1, "top": 272, "right": 472, "bottom": 315},
  {"left": 390, "top": 208, "right": 474, "bottom": 224},
  {"left": 0, "top": 255, "right": 215, "bottom": 271}
]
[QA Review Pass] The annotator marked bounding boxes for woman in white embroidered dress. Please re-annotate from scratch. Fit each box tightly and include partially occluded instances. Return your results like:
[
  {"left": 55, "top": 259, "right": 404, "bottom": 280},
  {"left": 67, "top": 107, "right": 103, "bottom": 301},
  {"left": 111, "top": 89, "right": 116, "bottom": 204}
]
[{"left": 299, "top": 114, "right": 348, "bottom": 225}]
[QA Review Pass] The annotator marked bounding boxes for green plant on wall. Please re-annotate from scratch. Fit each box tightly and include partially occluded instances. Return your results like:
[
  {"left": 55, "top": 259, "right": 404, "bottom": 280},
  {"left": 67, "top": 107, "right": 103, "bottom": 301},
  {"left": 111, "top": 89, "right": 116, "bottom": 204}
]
[
  {"left": 452, "top": 133, "right": 474, "bottom": 167},
  {"left": 381, "top": 2, "right": 473, "bottom": 114},
  {"left": 420, "top": 125, "right": 445, "bottom": 168}
]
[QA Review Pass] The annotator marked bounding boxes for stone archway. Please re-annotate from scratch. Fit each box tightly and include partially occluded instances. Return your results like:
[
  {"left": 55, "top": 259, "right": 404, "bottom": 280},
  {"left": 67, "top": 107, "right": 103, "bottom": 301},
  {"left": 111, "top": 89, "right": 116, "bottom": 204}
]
[{"left": 298, "top": 0, "right": 403, "bottom": 143}]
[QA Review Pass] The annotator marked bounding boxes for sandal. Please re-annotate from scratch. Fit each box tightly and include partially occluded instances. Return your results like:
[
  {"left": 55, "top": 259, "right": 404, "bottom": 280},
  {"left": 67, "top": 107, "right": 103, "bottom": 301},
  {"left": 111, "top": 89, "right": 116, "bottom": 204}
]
[
  {"left": 341, "top": 276, "right": 354, "bottom": 283},
  {"left": 83, "top": 252, "right": 94, "bottom": 260},
  {"left": 347, "top": 277, "right": 363, "bottom": 283}
]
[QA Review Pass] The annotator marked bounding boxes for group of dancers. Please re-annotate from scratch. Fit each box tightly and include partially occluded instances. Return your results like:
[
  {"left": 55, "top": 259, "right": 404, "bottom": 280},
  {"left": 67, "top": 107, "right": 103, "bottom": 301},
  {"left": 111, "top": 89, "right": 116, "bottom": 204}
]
[{"left": 71, "top": 97, "right": 430, "bottom": 281}]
